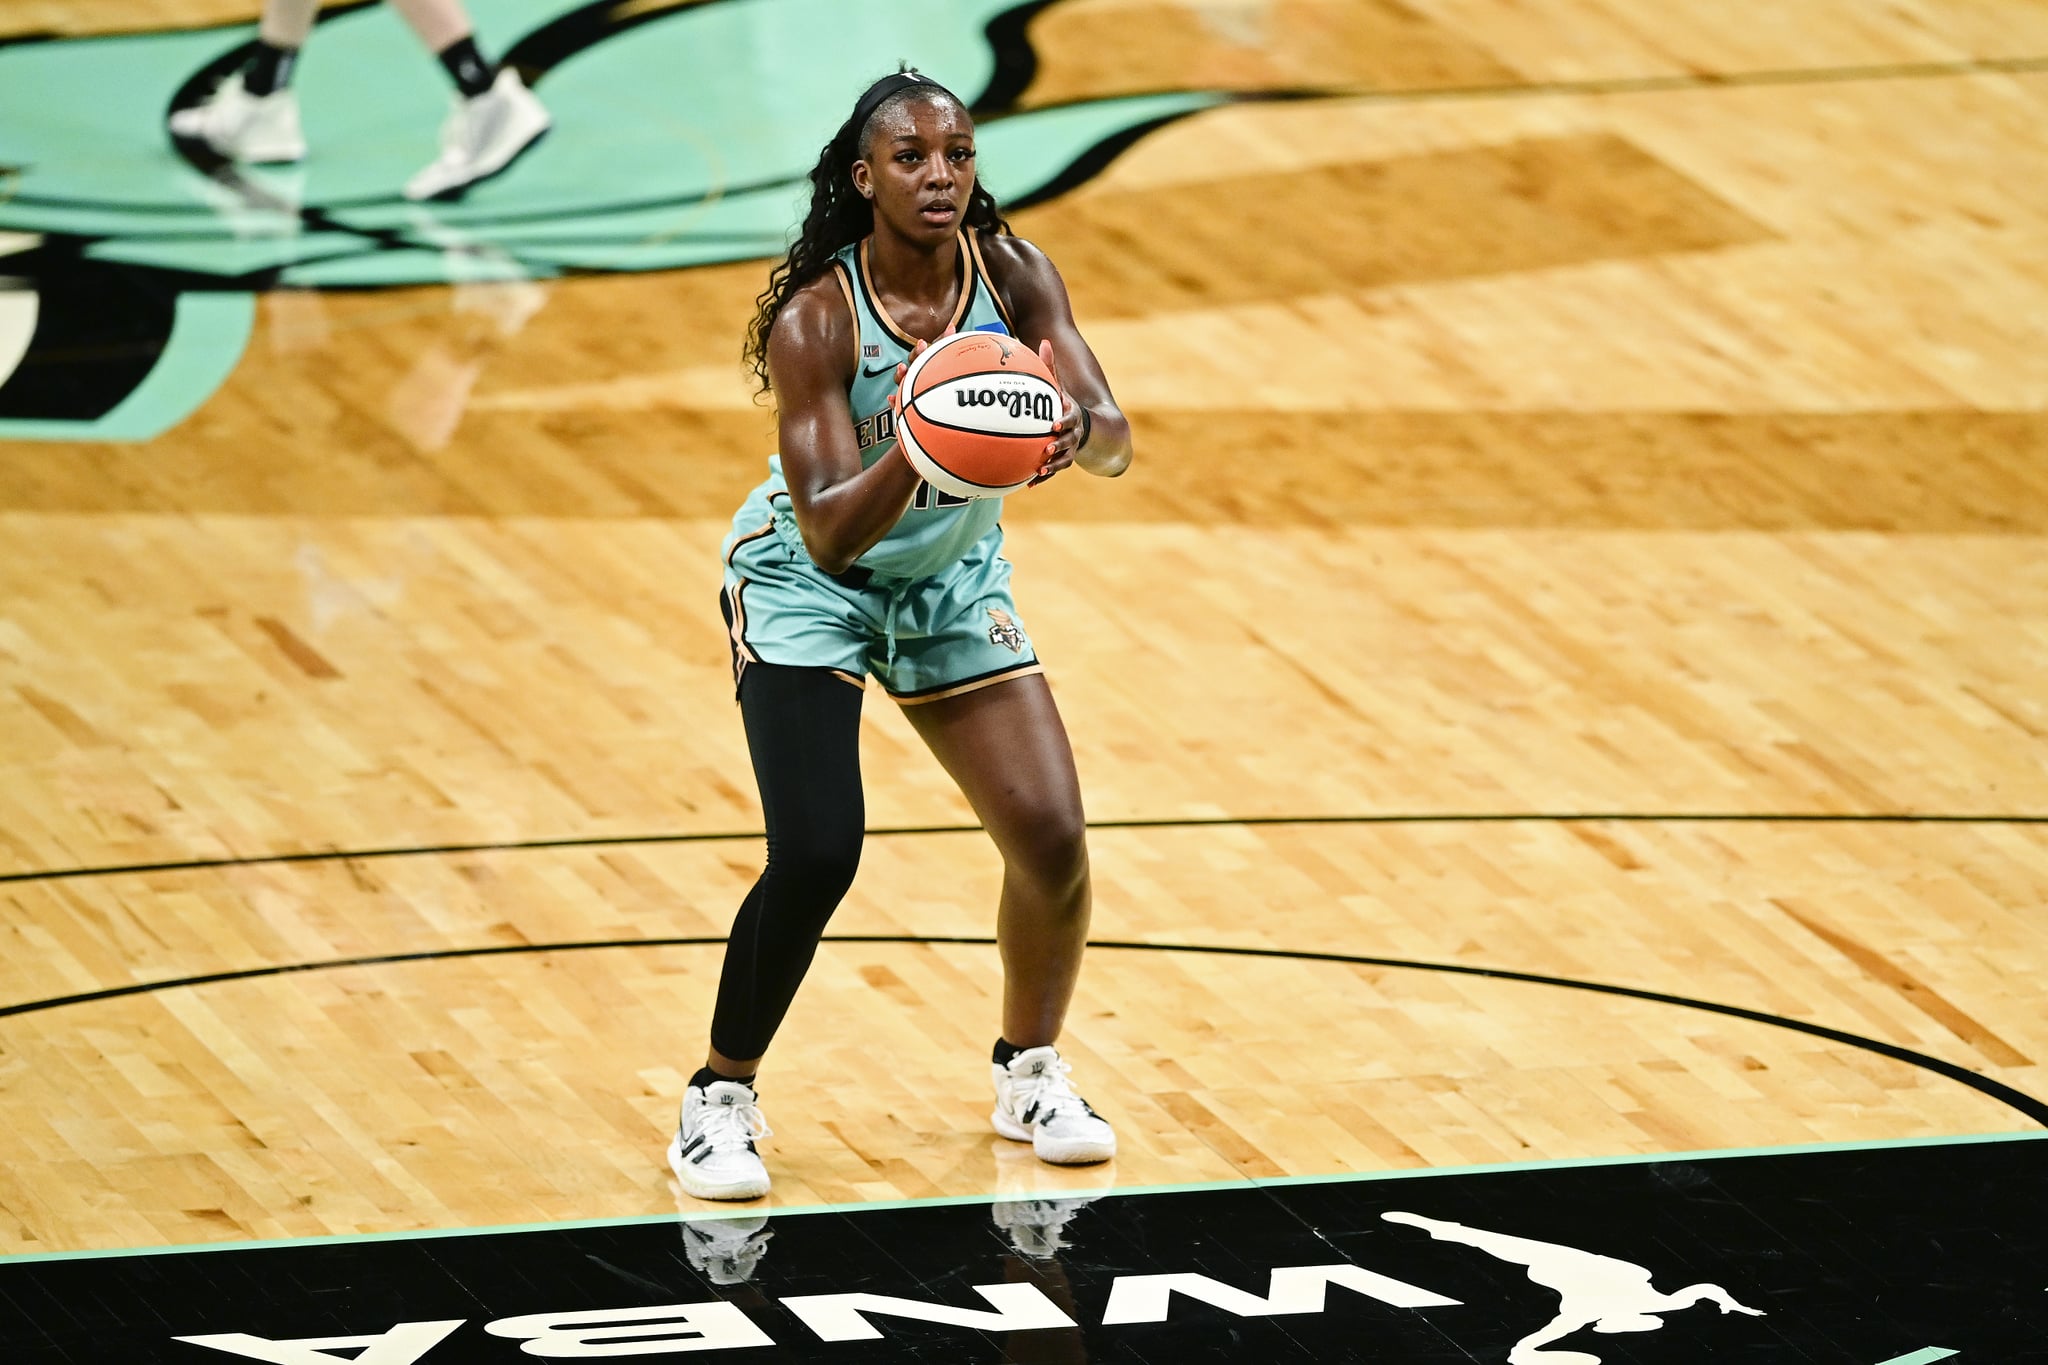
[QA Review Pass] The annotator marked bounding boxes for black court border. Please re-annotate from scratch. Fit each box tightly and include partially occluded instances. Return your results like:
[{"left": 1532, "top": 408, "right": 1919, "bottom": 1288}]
[
  {"left": 3, "top": 810, "right": 2042, "bottom": 887},
  {"left": 3, "top": 810, "right": 2044, "bottom": 1128}
]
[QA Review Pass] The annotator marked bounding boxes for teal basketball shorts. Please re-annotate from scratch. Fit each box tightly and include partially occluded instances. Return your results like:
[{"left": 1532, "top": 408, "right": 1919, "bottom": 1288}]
[{"left": 719, "top": 519, "right": 1044, "bottom": 703}]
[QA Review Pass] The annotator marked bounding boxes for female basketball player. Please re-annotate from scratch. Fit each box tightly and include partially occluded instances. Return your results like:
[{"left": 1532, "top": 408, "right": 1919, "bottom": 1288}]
[{"left": 668, "top": 69, "right": 1133, "bottom": 1200}]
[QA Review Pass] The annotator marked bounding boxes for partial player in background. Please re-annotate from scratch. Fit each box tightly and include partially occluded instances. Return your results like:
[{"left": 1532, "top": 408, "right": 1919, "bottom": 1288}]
[
  {"left": 167, "top": 0, "right": 549, "bottom": 200},
  {"left": 669, "top": 67, "right": 1133, "bottom": 1202}
]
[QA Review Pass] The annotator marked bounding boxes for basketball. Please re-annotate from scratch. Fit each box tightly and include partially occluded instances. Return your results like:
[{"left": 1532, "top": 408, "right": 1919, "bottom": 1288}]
[{"left": 895, "top": 330, "right": 1063, "bottom": 500}]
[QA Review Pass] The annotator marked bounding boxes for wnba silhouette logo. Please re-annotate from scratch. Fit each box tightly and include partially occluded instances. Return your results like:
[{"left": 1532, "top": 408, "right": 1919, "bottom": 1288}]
[
  {"left": 1383, "top": 1212, "right": 1766, "bottom": 1363},
  {"left": 957, "top": 388, "right": 1055, "bottom": 422}
]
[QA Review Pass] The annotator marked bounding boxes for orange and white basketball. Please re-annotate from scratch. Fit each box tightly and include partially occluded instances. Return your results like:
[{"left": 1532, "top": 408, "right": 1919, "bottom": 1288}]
[{"left": 895, "top": 331, "right": 1062, "bottom": 500}]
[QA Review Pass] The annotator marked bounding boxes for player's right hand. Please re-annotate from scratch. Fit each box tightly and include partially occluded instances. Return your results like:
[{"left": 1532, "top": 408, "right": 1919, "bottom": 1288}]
[
  {"left": 892, "top": 337, "right": 927, "bottom": 391},
  {"left": 889, "top": 338, "right": 927, "bottom": 422}
]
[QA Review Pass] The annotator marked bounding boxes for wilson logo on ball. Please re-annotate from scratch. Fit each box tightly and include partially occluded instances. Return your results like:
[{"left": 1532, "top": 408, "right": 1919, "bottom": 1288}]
[
  {"left": 895, "top": 332, "right": 1063, "bottom": 501},
  {"left": 956, "top": 388, "right": 1057, "bottom": 423}
]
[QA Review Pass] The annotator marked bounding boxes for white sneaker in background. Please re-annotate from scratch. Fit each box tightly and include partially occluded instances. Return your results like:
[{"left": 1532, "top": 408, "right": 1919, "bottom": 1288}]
[
  {"left": 991, "top": 1045, "right": 1117, "bottom": 1165},
  {"left": 404, "top": 68, "right": 550, "bottom": 201},
  {"left": 667, "top": 1079, "right": 772, "bottom": 1201},
  {"left": 168, "top": 74, "right": 307, "bottom": 164}
]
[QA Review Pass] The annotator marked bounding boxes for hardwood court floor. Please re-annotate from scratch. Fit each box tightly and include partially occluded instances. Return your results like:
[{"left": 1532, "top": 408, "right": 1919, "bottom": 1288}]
[{"left": 2, "top": 0, "right": 2046, "bottom": 1254}]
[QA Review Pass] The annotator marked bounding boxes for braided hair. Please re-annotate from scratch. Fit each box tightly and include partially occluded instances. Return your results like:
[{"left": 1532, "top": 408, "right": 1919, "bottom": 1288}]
[{"left": 744, "top": 68, "right": 1010, "bottom": 393}]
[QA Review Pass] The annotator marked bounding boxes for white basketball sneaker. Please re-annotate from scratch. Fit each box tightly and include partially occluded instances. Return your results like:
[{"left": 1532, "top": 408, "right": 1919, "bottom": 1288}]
[
  {"left": 991, "top": 1045, "right": 1117, "bottom": 1165},
  {"left": 167, "top": 74, "right": 306, "bottom": 164},
  {"left": 667, "top": 1080, "right": 772, "bottom": 1201},
  {"left": 404, "top": 68, "right": 550, "bottom": 201}
]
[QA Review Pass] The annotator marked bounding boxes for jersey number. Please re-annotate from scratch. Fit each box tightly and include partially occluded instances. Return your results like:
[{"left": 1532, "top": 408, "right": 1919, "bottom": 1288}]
[{"left": 912, "top": 480, "right": 972, "bottom": 511}]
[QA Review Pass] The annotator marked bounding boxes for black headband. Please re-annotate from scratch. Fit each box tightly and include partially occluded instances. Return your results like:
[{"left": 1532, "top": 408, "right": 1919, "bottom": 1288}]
[{"left": 846, "top": 70, "right": 957, "bottom": 149}]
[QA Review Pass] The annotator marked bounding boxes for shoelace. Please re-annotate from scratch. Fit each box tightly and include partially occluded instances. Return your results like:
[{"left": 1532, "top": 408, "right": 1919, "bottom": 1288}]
[
  {"left": 697, "top": 1099, "right": 773, "bottom": 1150},
  {"left": 1012, "top": 1055, "right": 1088, "bottom": 1123}
]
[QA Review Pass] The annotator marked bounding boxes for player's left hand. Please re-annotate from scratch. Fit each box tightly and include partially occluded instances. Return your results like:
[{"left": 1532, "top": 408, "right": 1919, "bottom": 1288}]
[{"left": 1031, "top": 340, "right": 1084, "bottom": 487}]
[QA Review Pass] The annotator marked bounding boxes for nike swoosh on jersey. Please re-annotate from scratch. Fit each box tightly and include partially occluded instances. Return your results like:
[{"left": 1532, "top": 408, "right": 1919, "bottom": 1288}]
[{"left": 862, "top": 363, "right": 896, "bottom": 378}]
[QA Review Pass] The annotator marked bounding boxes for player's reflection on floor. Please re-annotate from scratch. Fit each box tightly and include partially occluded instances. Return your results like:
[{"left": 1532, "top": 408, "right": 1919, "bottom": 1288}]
[
  {"left": 668, "top": 1186, "right": 1099, "bottom": 1363},
  {"left": 990, "top": 1149, "right": 1105, "bottom": 1365},
  {"left": 993, "top": 1194, "right": 1102, "bottom": 1261},
  {"left": 678, "top": 1212, "right": 774, "bottom": 1287},
  {"left": 672, "top": 1151, "right": 1114, "bottom": 1288}
]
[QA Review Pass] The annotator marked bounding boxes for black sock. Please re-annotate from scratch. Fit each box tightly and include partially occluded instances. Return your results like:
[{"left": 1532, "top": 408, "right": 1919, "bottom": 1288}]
[
  {"left": 690, "top": 1065, "right": 755, "bottom": 1092},
  {"left": 437, "top": 36, "right": 497, "bottom": 98},
  {"left": 243, "top": 41, "right": 298, "bottom": 97},
  {"left": 993, "top": 1038, "right": 1024, "bottom": 1067}
]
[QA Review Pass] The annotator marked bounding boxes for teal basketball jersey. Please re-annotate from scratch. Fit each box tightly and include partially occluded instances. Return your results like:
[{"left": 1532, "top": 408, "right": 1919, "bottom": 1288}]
[{"left": 753, "top": 231, "right": 1016, "bottom": 581}]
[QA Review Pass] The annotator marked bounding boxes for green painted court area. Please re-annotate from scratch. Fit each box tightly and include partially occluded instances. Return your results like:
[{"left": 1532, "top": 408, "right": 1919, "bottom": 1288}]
[{"left": 0, "top": 0, "right": 1220, "bottom": 284}]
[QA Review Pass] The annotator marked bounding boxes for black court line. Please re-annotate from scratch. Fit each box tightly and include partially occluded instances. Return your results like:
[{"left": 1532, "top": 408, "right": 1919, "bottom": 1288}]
[
  {"left": 2, "top": 811, "right": 2044, "bottom": 887},
  {"left": 0, "top": 933, "right": 2040, "bottom": 1128}
]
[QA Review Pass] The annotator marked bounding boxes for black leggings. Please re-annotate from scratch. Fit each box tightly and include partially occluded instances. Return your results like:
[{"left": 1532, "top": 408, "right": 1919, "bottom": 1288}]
[{"left": 708, "top": 662, "right": 867, "bottom": 1061}]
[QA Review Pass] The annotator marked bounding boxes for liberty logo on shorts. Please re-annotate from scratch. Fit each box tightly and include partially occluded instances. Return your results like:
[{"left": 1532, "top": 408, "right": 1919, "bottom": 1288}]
[{"left": 986, "top": 608, "right": 1024, "bottom": 653}]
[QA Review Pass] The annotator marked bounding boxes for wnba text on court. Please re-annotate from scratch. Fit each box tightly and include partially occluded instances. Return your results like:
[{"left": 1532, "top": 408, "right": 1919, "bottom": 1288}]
[{"left": 172, "top": 1260, "right": 1460, "bottom": 1358}]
